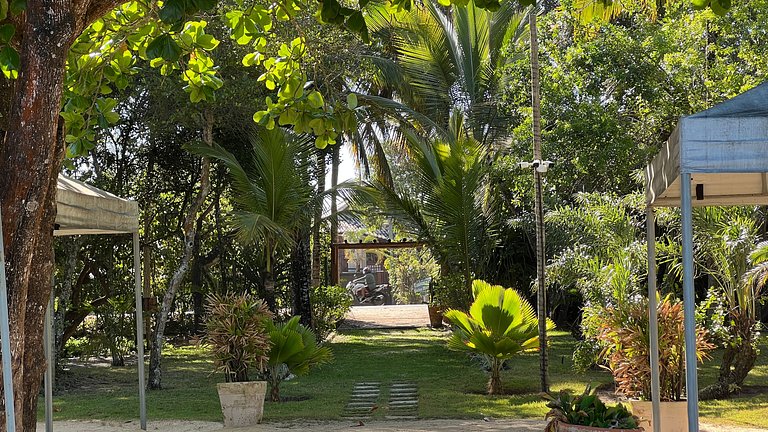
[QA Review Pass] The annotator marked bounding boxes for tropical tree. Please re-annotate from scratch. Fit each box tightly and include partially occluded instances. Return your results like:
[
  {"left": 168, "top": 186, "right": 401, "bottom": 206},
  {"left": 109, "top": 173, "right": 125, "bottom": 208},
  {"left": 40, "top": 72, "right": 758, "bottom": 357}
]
[
  {"left": 351, "top": 120, "right": 498, "bottom": 298},
  {"left": 694, "top": 207, "right": 767, "bottom": 399},
  {"left": 444, "top": 279, "right": 553, "bottom": 395},
  {"left": 187, "top": 127, "right": 317, "bottom": 317}
]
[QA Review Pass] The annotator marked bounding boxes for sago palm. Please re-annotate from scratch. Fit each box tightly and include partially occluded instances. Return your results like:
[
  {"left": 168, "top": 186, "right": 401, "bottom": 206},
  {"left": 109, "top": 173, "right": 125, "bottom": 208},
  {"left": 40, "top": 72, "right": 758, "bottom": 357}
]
[{"left": 444, "top": 280, "right": 554, "bottom": 395}]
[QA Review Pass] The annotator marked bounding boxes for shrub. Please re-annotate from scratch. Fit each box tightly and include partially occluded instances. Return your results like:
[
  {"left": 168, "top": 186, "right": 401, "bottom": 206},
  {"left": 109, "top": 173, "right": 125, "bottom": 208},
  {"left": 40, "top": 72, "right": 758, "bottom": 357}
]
[
  {"left": 202, "top": 293, "right": 273, "bottom": 382},
  {"left": 596, "top": 295, "right": 715, "bottom": 401},
  {"left": 263, "top": 316, "right": 333, "bottom": 401},
  {"left": 310, "top": 285, "right": 352, "bottom": 341},
  {"left": 431, "top": 273, "right": 473, "bottom": 311},
  {"left": 544, "top": 384, "right": 639, "bottom": 430},
  {"left": 444, "top": 280, "right": 553, "bottom": 395}
]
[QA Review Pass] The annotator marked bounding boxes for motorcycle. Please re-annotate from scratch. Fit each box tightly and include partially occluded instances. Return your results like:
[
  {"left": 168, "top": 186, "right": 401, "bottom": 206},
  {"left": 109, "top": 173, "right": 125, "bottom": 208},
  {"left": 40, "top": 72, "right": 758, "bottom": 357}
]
[{"left": 346, "top": 280, "right": 392, "bottom": 306}]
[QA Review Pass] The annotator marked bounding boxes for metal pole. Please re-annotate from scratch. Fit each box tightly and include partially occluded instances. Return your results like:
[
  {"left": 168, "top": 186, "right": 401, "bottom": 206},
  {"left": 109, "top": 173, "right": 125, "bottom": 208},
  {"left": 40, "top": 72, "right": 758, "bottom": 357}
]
[
  {"left": 0, "top": 208, "right": 17, "bottom": 432},
  {"left": 646, "top": 207, "right": 661, "bottom": 432},
  {"left": 133, "top": 232, "right": 147, "bottom": 430},
  {"left": 680, "top": 173, "right": 699, "bottom": 432},
  {"left": 44, "top": 285, "right": 54, "bottom": 432}
]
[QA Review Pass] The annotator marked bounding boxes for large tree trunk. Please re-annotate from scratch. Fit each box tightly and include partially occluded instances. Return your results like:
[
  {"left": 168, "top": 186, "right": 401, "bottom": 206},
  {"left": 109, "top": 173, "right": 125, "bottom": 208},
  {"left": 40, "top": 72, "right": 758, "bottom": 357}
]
[
  {"left": 147, "top": 111, "right": 213, "bottom": 390},
  {"left": 700, "top": 315, "right": 758, "bottom": 400},
  {"left": 529, "top": 11, "right": 549, "bottom": 394},
  {"left": 292, "top": 229, "right": 313, "bottom": 327},
  {"left": 311, "top": 151, "right": 326, "bottom": 287}
]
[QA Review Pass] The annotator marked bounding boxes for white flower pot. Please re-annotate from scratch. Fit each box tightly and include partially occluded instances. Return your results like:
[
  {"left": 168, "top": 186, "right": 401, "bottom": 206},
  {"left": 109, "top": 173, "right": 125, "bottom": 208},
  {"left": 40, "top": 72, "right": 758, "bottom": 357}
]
[
  {"left": 217, "top": 381, "right": 267, "bottom": 427},
  {"left": 630, "top": 400, "right": 688, "bottom": 432}
]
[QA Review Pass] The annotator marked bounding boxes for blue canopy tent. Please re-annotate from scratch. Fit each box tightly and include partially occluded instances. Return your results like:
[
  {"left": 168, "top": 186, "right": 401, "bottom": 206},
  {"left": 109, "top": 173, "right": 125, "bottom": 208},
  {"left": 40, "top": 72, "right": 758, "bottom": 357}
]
[{"left": 644, "top": 82, "right": 768, "bottom": 432}]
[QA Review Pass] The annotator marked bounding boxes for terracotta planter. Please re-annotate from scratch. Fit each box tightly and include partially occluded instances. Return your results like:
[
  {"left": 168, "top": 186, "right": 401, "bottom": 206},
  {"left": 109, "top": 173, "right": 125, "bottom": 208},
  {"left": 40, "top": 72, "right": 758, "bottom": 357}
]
[
  {"left": 552, "top": 421, "right": 643, "bottom": 432},
  {"left": 428, "top": 305, "right": 444, "bottom": 328},
  {"left": 217, "top": 381, "right": 267, "bottom": 427},
  {"left": 631, "top": 400, "right": 688, "bottom": 432}
]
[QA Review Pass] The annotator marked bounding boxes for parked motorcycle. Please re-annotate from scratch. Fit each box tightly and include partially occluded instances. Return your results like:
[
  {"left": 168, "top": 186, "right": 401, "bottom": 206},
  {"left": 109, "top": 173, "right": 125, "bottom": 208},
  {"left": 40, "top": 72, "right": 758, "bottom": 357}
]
[{"left": 346, "top": 281, "right": 392, "bottom": 306}]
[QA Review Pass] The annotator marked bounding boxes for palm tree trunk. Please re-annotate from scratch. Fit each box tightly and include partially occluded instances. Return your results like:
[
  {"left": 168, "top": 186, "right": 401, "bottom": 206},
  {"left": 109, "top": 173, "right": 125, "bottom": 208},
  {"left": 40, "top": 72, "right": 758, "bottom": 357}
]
[
  {"left": 148, "top": 110, "right": 213, "bottom": 390},
  {"left": 488, "top": 357, "right": 503, "bottom": 395},
  {"left": 312, "top": 151, "right": 326, "bottom": 287},
  {"left": 292, "top": 228, "right": 313, "bottom": 327},
  {"left": 529, "top": 10, "right": 549, "bottom": 394},
  {"left": 330, "top": 144, "right": 340, "bottom": 284}
]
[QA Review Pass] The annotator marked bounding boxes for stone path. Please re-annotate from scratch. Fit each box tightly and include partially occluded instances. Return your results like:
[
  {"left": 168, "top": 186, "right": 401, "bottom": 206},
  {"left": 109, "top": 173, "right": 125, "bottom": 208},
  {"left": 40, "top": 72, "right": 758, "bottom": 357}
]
[{"left": 342, "top": 381, "right": 419, "bottom": 420}]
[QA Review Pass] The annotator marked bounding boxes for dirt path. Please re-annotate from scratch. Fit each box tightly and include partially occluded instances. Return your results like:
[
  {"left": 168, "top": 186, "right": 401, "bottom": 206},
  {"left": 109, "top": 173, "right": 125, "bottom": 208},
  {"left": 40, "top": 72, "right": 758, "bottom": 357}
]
[
  {"left": 341, "top": 305, "right": 430, "bottom": 329},
  {"left": 36, "top": 419, "right": 768, "bottom": 432}
]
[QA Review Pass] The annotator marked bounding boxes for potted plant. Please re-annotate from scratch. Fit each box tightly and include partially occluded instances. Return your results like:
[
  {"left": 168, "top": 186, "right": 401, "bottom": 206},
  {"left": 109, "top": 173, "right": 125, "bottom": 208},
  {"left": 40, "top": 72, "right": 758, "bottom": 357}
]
[
  {"left": 595, "top": 296, "right": 714, "bottom": 432},
  {"left": 263, "top": 316, "right": 333, "bottom": 402},
  {"left": 543, "top": 385, "right": 642, "bottom": 432},
  {"left": 203, "top": 292, "right": 273, "bottom": 427}
]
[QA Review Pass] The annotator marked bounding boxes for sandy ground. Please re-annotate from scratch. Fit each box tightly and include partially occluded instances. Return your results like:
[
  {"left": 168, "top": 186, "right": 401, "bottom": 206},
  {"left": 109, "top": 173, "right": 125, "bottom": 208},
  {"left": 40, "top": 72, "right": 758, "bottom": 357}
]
[
  {"left": 340, "top": 305, "right": 430, "bottom": 329},
  {"left": 36, "top": 419, "right": 768, "bottom": 432}
]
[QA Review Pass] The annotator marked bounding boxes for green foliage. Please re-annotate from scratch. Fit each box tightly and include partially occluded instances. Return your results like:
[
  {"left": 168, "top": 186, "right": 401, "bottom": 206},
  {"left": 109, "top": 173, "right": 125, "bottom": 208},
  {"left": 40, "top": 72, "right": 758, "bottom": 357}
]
[
  {"left": 595, "top": 296, "right": 714, "bottom": 401},
  {"left": 202, "top": 293, "right": 273, "bottom": 382},
  {"left": 310, "top": 285, "right": 352, "bottom": 341},
  {"left": 263, "top": 316, "right": 333, "bottom": 401},
  {"left": 543, "top": 384, "right": 639, "bottom": 430},
  {"left": 444, "top": 280, "right": 553, "bottom": 394},
  {"left": 384, "top": 248, "right": 438, "bottom": 304},
  {"left": 431, "top": 273, "right": 473, "bottom": 310}
]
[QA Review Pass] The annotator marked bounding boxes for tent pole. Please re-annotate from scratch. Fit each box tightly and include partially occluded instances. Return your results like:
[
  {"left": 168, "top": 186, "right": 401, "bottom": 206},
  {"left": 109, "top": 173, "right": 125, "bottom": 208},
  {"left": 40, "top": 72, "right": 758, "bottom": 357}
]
[
  {"left": 680, "top": 172, "right": 699, "bottom": 432},
  {"left": 133, "top": 232, "right": 147, "bottom": 430},
  {"left": 646, "top": 207, "right": 661, "bottom": 432},
  {"left": 44, "top": 279, "right": 54, "bottom": 432},
  {"left": 0, "top": 208, "right": 16, "bottom": 432}
]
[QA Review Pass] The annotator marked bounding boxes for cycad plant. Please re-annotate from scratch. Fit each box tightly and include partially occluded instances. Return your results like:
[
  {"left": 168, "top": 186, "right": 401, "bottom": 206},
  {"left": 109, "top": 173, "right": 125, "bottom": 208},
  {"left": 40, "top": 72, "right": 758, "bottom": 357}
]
[
  {"left": 263, "top": 316, "right": 333, "bottom": 402},
  {"left": 444, "top": 280, "right": 553, "bottom": 395}
]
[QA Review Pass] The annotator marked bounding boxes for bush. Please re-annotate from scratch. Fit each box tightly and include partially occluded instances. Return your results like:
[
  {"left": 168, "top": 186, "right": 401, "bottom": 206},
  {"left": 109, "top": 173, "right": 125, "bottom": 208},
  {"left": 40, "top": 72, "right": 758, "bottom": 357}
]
[
  {"left": 431, "top": 273, "right": 473, "bottom": 311},
  {"left": 310, "top": 285, "right": 352, "bottom": 341},
  {"left": 544, "top": 385, "right": 639, "bottom": 430}
]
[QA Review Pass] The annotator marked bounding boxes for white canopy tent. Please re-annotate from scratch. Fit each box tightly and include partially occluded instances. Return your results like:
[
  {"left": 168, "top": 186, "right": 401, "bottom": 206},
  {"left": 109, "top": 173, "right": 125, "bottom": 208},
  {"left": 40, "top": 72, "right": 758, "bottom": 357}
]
[
  {"left": 644, "top": 82, "right": 768, "bottom": 432},
  {"left": 0, "top": 174, "right": 147, "bottom": 431}
]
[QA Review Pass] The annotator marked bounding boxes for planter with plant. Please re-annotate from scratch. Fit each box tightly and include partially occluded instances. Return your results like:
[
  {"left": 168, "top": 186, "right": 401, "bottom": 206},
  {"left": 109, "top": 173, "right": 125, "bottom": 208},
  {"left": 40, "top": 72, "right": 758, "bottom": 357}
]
[
  {"left": 444, "top": 280, "right": 553, "bottom": 395},
  {"left": 263, "top": 315, "right": 333, "bottom": 402},
  {"left": 203, "top": 293, "right": 273, "bottom": 427},
  {"left": 544, "top": 385, "right": 641, "bottom": 432},
  {"left": 595, "top": 295, "right": 714, "bottom": 432}
]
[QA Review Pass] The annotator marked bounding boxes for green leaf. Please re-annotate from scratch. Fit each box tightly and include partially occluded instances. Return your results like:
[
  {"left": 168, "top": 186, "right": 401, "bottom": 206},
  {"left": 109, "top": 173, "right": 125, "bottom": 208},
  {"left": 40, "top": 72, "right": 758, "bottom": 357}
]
[
  {"left": 346, "top": 11, "right": 364, "bottom": 32},
  {"left": 146, "top": 34, "right": 182, "bottom": 62},
  {"left": 0, "top": 46, "right": 20, "bottom": 79},
  {"left": 346, "top": 93, "right": 358, "bottom": 110},
  {"left": 307, "top": 91, "right": 324, "bottom": 109},
  {"left": 9, "top": 0, "right": 25, "bottom": 15},
  {"left": 0, "top": 0, "right": 7, "bottom": 20},
  {"left": 159, "top": 0, "right": 185, "bottom": 24},
  {"left": 690, "top": 0, "right": 709, "bottom": 8},
  {"left": 0, "top": 24, "right": 14, "bottom": 43},
  {"left": 320, "top": 0, "right": 343, "bottom": 24}
]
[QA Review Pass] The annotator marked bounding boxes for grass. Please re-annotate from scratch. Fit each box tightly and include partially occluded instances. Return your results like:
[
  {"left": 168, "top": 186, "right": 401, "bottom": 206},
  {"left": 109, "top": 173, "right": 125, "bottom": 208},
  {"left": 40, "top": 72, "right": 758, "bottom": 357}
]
[{"left": 38, "top": 329, "right": 768, "bottom": 428}]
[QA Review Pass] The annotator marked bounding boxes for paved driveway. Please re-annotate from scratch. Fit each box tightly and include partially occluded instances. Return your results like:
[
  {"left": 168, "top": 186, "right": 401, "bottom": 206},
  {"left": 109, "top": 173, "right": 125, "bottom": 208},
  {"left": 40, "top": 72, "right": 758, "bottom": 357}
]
[{"left": 341, "top": 304, "right": 430, "bottom": 329}]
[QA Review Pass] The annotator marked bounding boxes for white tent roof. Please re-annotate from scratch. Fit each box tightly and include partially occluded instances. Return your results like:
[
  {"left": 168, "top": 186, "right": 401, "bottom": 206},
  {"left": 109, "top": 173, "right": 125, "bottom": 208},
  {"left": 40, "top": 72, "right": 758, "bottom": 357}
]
[
  {"left": 645, "top": 82, "right": 768, "bottom": 207},
  {"left": 55, "top": 175, "right": 139, "bottom": 236}
]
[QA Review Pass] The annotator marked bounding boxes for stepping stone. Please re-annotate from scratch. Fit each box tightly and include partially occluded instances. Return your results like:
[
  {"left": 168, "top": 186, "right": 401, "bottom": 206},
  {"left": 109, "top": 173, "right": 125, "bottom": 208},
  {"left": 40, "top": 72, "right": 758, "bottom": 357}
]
[
  {"left": 384, "top": 381, "right": 418, "bottom": 420},
  {"left": 342, "top": 382, "right": 382, "bottom": 419}
]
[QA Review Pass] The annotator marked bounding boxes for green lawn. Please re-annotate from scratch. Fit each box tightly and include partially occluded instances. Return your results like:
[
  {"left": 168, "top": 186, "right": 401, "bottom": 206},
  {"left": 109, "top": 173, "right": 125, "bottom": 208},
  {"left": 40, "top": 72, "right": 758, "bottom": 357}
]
[{"left": 39, "top": 329, "right": 768, "bottom": 428}]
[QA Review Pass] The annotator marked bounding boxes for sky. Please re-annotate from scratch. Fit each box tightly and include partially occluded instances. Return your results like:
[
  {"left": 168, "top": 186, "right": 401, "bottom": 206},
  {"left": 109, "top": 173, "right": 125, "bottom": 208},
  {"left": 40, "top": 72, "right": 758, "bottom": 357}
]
[{"left": 325, "top": 145, "right": 358, "bottom": 188}]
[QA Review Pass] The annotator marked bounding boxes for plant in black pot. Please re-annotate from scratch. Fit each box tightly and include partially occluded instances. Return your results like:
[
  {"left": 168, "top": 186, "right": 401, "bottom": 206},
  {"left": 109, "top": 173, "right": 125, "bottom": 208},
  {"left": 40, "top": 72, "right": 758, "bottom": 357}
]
[
  {"left": 203, "top": 292, "right": 273, "bottom": 427},
  {"left": 543, "top": 385, "right": 642, "bottom": 432}
]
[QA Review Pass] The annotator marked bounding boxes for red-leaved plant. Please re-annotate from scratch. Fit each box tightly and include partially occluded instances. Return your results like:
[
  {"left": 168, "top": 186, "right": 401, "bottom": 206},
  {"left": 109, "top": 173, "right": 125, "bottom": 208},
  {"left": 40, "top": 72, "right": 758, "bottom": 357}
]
[{"left": 596, "top": 295, "right": 715, "bottom": 401}]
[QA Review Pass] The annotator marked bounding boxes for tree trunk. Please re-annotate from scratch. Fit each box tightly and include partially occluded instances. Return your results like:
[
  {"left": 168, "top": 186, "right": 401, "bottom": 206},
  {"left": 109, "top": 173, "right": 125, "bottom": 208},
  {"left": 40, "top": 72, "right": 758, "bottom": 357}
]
[
  {"left": 147, "top": 111, "right": 213, "bottom": 390},
  {"left": 54, "top": 236, "right": 81, "bottom": 369},
  {"left": 529, "top": 11, "right": 549, "bottom": 394},
  {"left": 330, "top": 145, "right": 340, "bottom": 285},
  {"left": 487, "top": 357, "right": 502, "bottom": 395},
  {"left": 292, "top": 229, "right": 313, "bottom": 327},
  {"left": 311, "top": 151, "right": 326, "bottom": 288},
  {"left": 700, "top": 315, "right": 758, "bottom": 400},
  {"left": 0, "top": 4, "right": 78, "bottom": 427}
]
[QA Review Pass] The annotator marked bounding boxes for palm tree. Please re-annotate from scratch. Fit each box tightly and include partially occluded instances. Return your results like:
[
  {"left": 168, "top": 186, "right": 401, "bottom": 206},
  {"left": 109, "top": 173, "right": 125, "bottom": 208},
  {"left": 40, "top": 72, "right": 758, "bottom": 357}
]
[
  {"left": 693, "top": 207, "right": 765, "bottom": 399},
  {"left": 349, "top": 117, "right": 498, "bottom": 299},
  {"left": 187, "top": 128, "right": 317, "bottom": 319},
  {"left": 361, "top": 0, "right": 529, "bottom": 145}
]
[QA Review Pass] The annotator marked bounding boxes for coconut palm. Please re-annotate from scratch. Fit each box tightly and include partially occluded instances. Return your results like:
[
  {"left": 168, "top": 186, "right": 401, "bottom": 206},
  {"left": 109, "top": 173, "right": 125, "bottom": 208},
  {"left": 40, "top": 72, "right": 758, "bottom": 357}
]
[
  {"left": 445, "top": 280, "right": 554, "bottom": 395},
  {"left": 361, "top": 0, "right": 529, "bottom": 145},
  {"left": 187, "top": 128, "right": 316, "bottom": 315}
]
